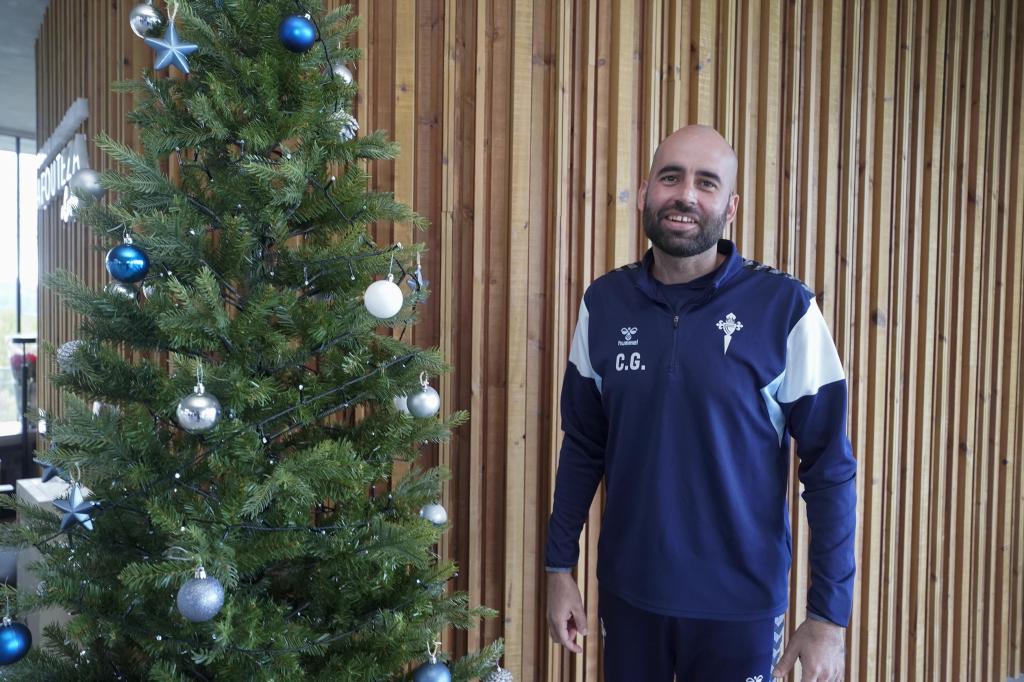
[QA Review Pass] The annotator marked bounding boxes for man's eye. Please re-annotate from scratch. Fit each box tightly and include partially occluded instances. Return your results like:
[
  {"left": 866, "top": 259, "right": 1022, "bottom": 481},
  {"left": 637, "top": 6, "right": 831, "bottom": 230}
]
[
  {"left": 661, "top": 175, "right": 678, "bottom": 183},
  {"left": 699, "top": 179, "right": 716, "bottom": 189}
]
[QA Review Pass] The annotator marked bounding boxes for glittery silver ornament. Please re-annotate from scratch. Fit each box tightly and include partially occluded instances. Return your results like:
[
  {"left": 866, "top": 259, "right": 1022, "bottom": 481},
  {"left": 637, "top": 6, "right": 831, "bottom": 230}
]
[
  {"left": 419, "top": 502, "right": 448, "bottom": 527},
  {"left": 407, "top": 382, "right": 441, "bottom": 419},
  {"left": 176, "top": 566, "right": 224, "bottom": 622},
  {"left": 106, "top": 282, "right": 137, "bottom": 300},
  {"left": 68, "top": 168, "right": 106, "bottom": 200},
  {"left": 332, "top": 62, "right": 353, "bottom": 84},
  {"left": 336, "top": 110, "right": 359, "bottom": 141},
  {"left": 483, "top": 665, "right": 514, "bottom": 682},
  {"left": 364, "top": 275, "right": 403, "bottom": 319},
  {"left": 56, "top": 340, "right": 84, "bottom": 373},
  {"left": 176, "top": 382, "right": 221, "bottom": 434},
  {"left": 129, "top": 2, "right": 163, "bottom": 38}
]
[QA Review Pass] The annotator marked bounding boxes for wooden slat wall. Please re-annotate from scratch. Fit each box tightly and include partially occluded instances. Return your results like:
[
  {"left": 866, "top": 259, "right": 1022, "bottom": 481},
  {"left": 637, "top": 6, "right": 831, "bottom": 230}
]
[{"left": 35, "top": 1, "right": 1024, "bottom": 680}]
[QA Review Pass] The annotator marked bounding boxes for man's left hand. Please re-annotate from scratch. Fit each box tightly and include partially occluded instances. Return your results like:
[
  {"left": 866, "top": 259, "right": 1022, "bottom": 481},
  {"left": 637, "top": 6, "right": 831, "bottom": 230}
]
[{"left": 772, "top": 617, "right": 845, "bottom": 681}]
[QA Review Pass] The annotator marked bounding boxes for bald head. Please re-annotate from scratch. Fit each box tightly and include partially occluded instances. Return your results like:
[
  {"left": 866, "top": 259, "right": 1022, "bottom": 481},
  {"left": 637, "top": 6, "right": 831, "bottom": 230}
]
[{"left": 649, "top": 125, "right": 738, "bottom": 194}]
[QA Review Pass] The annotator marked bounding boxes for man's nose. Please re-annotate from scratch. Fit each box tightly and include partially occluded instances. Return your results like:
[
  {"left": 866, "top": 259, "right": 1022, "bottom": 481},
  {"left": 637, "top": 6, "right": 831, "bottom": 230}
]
[{"left": 676, "top": 182, "right": 697, "bottom": 207}]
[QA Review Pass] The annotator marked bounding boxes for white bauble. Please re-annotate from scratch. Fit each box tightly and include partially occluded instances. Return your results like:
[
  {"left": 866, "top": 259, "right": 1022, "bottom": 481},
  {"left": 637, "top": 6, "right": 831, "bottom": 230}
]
[{"left": 364, "top": 277, "right": 404, "bottom": 319}]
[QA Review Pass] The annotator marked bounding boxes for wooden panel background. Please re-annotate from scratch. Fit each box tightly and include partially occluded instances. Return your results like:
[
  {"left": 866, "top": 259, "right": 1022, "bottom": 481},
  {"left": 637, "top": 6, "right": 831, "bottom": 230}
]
[{"left": 34, "top": 1, "right": 1024, "bottom": 680}]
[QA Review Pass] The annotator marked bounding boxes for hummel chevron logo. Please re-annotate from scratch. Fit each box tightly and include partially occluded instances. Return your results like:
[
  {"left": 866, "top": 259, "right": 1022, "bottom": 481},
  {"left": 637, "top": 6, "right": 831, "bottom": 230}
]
[
  {"left": 745, "top": 676, "right": 763, "bottom": 682},
  {"left": 716, "top": 313, "right": 743, "bottom": 354},
  {"left": 618, "top": 326, "right": 639, "bottom": 347}
]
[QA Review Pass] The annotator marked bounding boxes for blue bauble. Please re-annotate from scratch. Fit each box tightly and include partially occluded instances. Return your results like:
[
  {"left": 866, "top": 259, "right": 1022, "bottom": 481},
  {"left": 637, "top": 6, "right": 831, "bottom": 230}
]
[
  {"left": 412, "top": 661, "right": 451, "bottom": 682},
  {"left": 279, "top": 15, "right": 316, "bottom": 53},
  {"left": 0, "top": 621, "right": 31, "bottom": 665},
  {"left": 106, "top": 243, "right": 150, "bottom": 283}
]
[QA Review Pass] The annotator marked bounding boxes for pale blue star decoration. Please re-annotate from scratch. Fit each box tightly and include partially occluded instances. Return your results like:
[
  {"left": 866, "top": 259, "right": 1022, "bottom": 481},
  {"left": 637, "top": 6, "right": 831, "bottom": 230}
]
[
  {"left": 144, "top": 22, "right": 198, "bottom": 74},
  {"left": 53, "top": 483, "right": 98, "bottom": 532}
]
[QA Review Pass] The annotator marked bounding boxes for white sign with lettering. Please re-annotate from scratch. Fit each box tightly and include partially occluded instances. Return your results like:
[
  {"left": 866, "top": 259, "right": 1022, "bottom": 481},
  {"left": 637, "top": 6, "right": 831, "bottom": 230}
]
[{"left": 37, "top": 133, "right": 90, "bottom": 210}]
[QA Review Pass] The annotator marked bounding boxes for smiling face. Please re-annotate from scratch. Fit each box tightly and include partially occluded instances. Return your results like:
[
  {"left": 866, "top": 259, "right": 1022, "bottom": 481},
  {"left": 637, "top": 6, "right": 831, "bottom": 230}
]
[{"left": 638, "top": 126, "right": 740, "bottom": 259}]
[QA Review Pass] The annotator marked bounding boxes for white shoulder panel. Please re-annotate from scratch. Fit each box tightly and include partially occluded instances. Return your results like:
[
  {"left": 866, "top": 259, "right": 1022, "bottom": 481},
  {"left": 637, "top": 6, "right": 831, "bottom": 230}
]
[
  {"left": 776, "top": 298, "right": 845, "bottom": 404},
  {"left": 568, "top": 298, "right": 602, "bottom": 394}
]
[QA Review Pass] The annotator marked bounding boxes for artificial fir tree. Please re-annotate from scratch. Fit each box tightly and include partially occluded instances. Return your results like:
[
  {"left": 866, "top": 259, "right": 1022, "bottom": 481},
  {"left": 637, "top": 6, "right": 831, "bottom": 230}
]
[{"left": 0, "top": 1, "right": 504, "bottom": 679}]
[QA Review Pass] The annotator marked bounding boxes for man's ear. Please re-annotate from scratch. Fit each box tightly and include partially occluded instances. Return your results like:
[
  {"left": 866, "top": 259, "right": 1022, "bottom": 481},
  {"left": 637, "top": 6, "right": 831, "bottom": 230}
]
[
  {"left": 726, "top": 192, "right": 740, "bottom": 223},
  {"left": 637, "top": 180, "right": 648, "bottom": 212}
]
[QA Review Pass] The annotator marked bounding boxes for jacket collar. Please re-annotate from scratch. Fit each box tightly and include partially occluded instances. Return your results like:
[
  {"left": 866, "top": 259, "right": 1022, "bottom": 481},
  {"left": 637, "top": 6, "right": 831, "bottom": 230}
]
[{"left": 633, "top": 239, "right": 743, "bottom": 302}]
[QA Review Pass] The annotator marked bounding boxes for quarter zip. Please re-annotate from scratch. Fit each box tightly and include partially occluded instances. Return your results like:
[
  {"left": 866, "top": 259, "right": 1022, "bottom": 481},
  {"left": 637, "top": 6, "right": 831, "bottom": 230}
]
[{"left": 669, "top": 312, "right": 681, "bottom": 374}]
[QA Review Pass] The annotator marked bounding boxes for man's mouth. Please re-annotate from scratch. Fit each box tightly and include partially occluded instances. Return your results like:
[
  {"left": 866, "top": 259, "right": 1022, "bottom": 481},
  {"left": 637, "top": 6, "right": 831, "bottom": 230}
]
[{"left": 661, "top": 211, "right": 700, "bottom": 226}]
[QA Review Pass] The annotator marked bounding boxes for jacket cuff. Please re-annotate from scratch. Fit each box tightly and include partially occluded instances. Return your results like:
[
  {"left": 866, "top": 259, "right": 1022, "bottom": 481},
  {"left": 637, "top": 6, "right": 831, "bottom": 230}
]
[
  {"left": 807, "top": 609, "right": 845, "bottom": 628},
  {"left": 545, "top": 566, "right": 573, "bottom": 573}
]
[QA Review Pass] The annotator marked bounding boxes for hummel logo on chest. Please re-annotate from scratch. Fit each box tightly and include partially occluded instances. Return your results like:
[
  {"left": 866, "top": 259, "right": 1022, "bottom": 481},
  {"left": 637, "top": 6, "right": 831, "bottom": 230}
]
[
  {"left": 716, "top": 313, "right": 743, "bottom": 354},
  {"left": 618, "top": 326, "right": 639, "bottom": 346}
]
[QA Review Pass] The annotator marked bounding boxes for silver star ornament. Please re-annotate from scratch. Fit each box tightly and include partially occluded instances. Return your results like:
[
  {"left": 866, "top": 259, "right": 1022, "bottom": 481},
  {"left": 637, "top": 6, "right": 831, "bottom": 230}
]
[
  {"left": 145, "top": 22, "right": 198, "bottom": 74},
  {"left": 53, "top": 483, "right": 98, "bottom": 531}
]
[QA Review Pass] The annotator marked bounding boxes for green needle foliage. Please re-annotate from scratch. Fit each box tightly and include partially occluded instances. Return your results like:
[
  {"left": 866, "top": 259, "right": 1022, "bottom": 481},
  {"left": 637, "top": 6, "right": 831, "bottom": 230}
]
[{"left": 0, "top": 1, "right": 502, "bottom": 679}]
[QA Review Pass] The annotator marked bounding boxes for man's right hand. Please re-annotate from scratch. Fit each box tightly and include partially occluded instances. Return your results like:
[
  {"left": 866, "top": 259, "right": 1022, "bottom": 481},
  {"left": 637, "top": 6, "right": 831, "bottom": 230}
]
[{"left": 546, "top": 571, "right": 588, "bottom": 653}]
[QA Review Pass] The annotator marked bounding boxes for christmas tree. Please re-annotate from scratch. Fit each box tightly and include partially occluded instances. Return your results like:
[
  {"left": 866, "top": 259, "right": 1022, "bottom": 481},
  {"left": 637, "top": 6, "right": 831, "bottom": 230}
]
[{"left": 0, "top": 1, "right": 504, "bottom": 679}]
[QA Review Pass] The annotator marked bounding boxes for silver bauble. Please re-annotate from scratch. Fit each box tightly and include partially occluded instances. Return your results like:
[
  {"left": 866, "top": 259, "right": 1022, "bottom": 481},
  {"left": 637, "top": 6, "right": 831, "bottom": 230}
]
[
  {"left": 129, "top": 2, "right": 164, "bottom": 38},
  {"left": 483, "top": 666, "right": 514, "bottom": 682},
  {"left": 68, "top": 168, "right": 106, "bottom": 200},
  {"left": 419, "top": 502, "right": 448, "bottom": 527},
  {"left": 176, "top": 386, "right": 222, "bottom": 434},
  {"left": 106, "top": 282, "right": 137, "bottom": 300},
  {"left": 407, "top": 385, "right": 441, "bottom": 418},
  {"left": 393, "top": 394, "right": 410, "bottom": 414},
  {"left": 176, "top": 567, "right": 224, "bottom": 622},
  {"left": 364, "top": 277, "right": 403, "bottom": 319},
  {"left": 332, "top": 62, "right": 354, "bottom": 84},
  {"left": 56, "top": 340, "right": 84, "bottom": 373},
  {"left": 337, "top": 110, "right": 359, "bottom": 141}
]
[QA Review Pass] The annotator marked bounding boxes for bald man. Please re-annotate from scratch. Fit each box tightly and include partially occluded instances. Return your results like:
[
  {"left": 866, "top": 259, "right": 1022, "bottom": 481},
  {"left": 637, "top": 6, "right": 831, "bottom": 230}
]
[{"left": 544, "top": 125, "right": 856, "bottom": 682}]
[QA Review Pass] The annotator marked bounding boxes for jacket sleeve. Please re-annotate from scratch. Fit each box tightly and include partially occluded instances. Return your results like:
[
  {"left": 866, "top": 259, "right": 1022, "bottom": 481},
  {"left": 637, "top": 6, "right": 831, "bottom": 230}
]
[
  {"left": 544, "top": 296, "right": 608, "bottom": 570},
  {"left": 777, "top": 298, "right": 858, "bottom": 626}
]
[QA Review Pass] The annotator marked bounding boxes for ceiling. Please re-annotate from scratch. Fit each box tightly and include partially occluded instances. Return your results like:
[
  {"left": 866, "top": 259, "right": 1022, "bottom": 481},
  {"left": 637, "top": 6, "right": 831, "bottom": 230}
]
[{"left": 0, "top": 0, "right": 49, "bottom": 139}]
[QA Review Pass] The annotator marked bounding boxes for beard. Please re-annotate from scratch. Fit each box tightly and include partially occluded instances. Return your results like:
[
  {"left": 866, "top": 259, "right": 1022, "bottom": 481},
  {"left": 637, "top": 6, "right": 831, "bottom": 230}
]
[{"left": 642, "top": 199, "right": 729, "bottom": 258}]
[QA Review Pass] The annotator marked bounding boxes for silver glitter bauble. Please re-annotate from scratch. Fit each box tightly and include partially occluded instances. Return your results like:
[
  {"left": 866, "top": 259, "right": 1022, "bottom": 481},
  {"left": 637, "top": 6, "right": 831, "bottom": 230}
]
[
  {"left": 68, "top": 168, "right": 106, "bottom": 200},
  {"left": 419, "top": 502, "right": 448, "bottom": 527},
  {"left": 176, "top": 384, "right": 222, "bottom": 434},
  {"left": 407, "top": 384, "right": 441, "bottom": 418},
  {"left": 56, "top": 340, "right": 84, "bottom": 373},
  {"left": 364, "top": 276, "right": 403, "bottom": 319},
  {"left": 336, "top": 110, "right": 359, "bottom": 141},
  {"left": 483, "top": 665, "right": 514, "bottom": 682},
  {"left": 332, "top": 62, "right": 353, "bottom": 84},
  {"left": 176, "top": 566, "right": 224, "bottom": 622},
  {"left": 129, "top": 2, "right": 164, "bottom": 38},
  {"left": 106, "top": 282, "right": 137, "bottom": 300}
]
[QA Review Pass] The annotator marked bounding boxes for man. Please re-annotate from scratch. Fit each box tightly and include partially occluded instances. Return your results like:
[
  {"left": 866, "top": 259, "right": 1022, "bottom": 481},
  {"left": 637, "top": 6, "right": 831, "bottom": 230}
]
[{"left": 544, "top": 125, "right": 856, "bottom": 682}]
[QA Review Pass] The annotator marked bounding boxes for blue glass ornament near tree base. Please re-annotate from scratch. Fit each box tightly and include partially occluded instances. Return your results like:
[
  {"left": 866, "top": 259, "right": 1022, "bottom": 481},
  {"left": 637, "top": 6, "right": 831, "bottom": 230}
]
[
  {"left": 279, "top": 14, "right": 316, "bottom": 53},
  {"left": 412, "top": 661, "right": 451, "bottom": 682},
  {"left": 0, "top": 617, "right": 31, "bottom": 665},
  {"left": 106, "top": 242, "right": 150, "bottom": 283}
]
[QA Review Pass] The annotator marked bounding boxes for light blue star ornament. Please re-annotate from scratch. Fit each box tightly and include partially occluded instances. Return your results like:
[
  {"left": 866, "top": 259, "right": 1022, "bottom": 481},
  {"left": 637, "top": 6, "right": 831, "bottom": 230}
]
[
  {"left": 53, "top": 483, "right": 98, "bottom": 531},
  {"left": 145, "top": 22, "right": 198, "bottom": 74}
]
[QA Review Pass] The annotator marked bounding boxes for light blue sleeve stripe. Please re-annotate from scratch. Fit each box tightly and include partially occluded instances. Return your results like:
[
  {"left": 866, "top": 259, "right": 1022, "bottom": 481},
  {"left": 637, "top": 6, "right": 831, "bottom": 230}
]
[
  {"left": 568, "top": 299, "right": 602, "bottom": 394},
  {"left": 761, "top": 371, "right": 786, "bottom": 445}
]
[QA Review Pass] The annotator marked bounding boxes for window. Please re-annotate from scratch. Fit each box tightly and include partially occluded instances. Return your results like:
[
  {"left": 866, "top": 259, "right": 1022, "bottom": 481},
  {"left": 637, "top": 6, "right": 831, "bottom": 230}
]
[{"left": 0, "top": 135, "right": 38, "bottom": 437}]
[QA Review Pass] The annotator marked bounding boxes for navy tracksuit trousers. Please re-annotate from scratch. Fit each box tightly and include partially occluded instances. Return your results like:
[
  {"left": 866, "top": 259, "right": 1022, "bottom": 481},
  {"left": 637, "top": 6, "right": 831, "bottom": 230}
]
[{"left": 599, "top": 588, "right": 784, "bottom": 682}]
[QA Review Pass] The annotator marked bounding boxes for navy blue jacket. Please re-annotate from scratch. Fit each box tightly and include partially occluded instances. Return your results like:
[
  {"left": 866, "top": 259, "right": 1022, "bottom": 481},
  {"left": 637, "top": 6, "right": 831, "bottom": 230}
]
[{"left": 544, "top": 240, "right": 857, "bottom": 626}]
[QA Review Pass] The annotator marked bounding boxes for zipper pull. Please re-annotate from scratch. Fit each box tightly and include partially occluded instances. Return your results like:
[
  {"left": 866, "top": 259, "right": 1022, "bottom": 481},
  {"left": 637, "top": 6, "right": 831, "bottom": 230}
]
[{"left": 673, "top": 315, "right": 679, "bottom": 329}]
